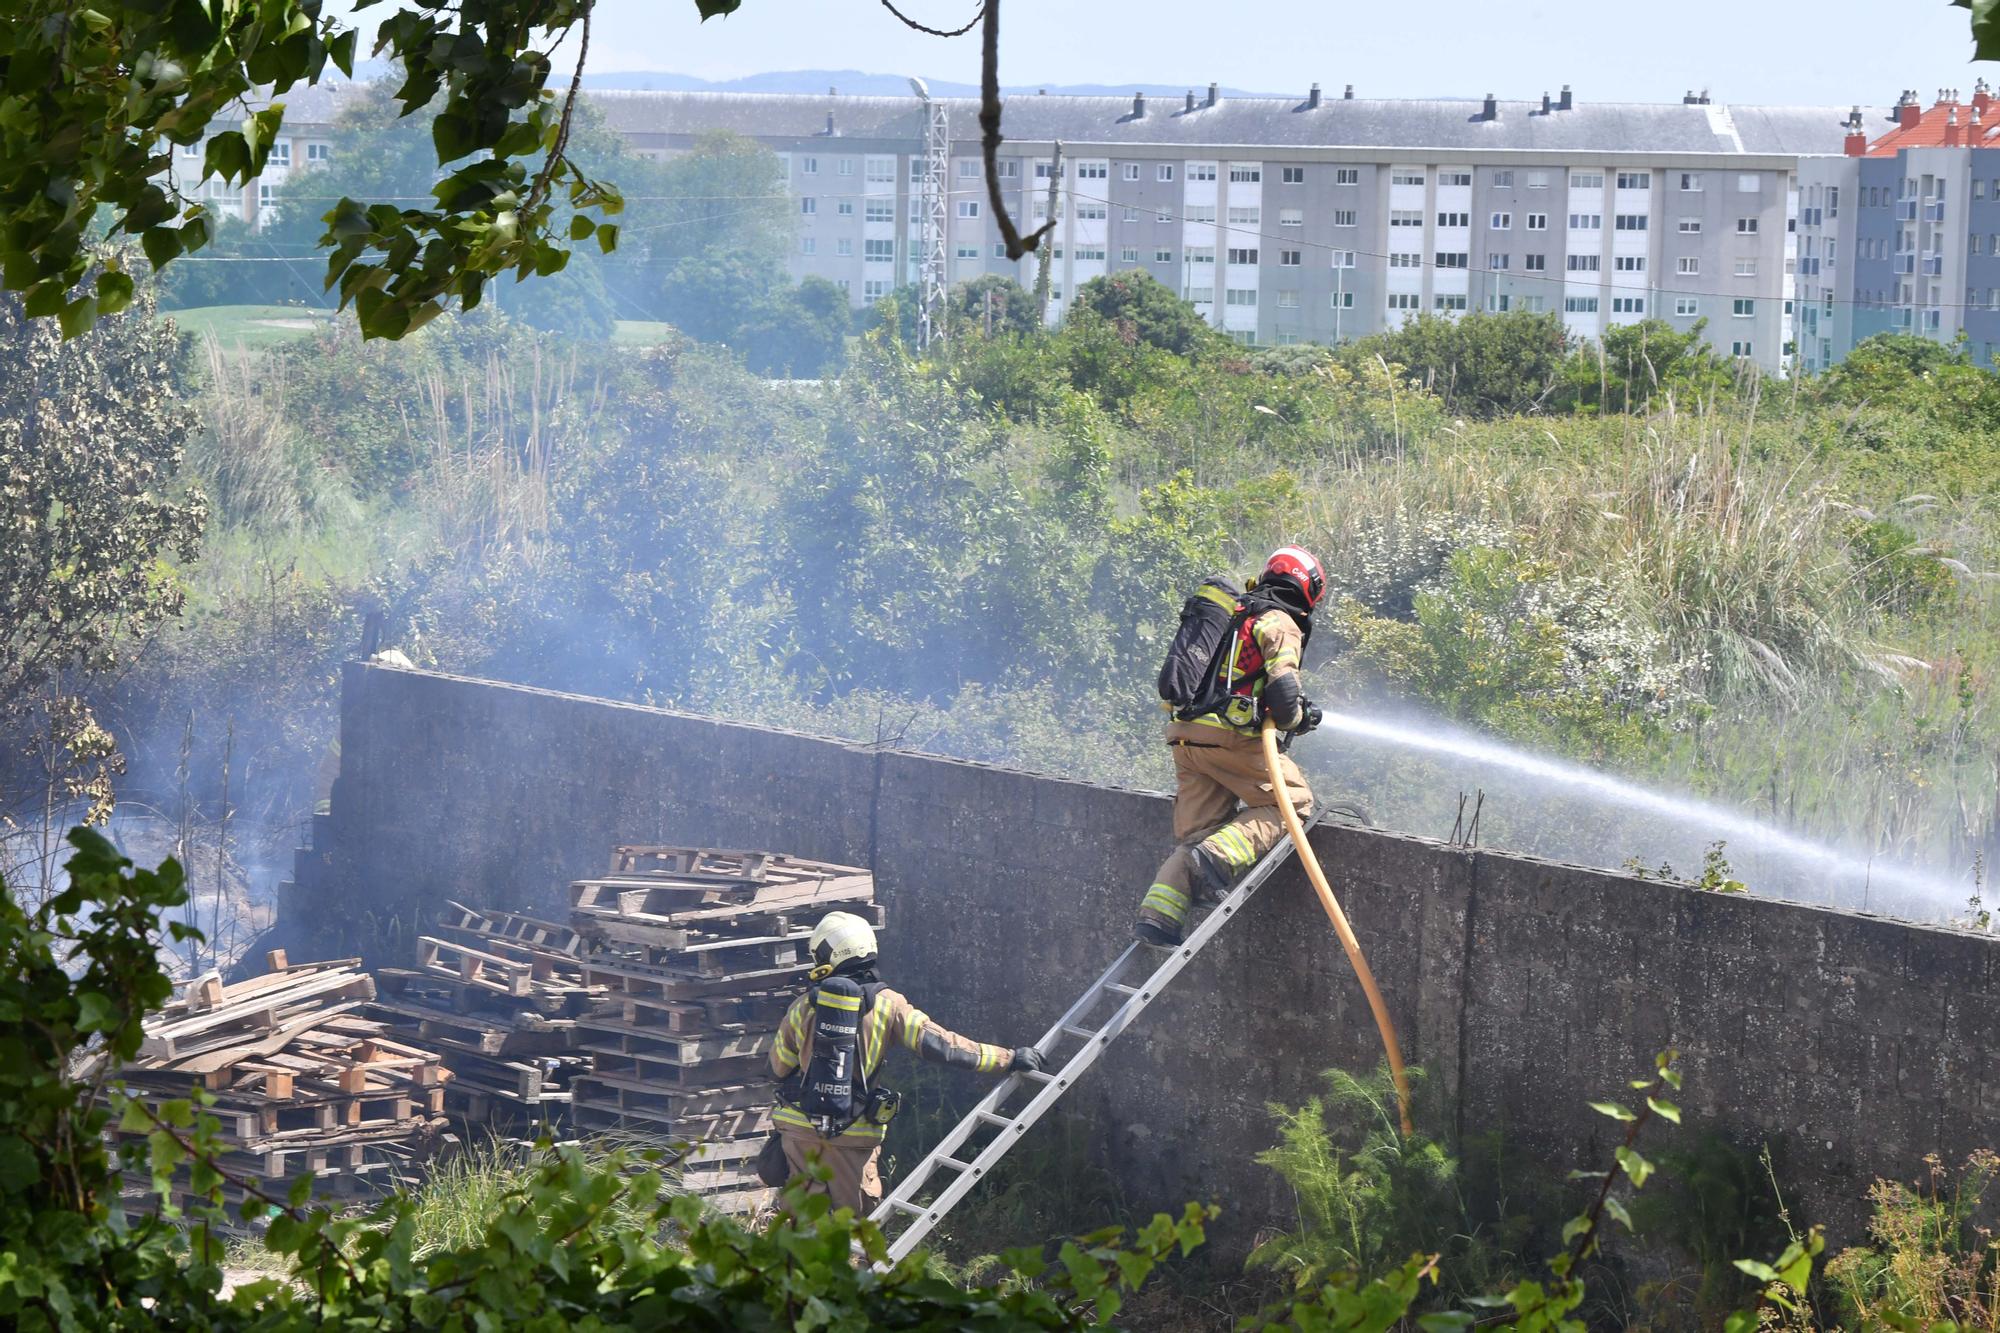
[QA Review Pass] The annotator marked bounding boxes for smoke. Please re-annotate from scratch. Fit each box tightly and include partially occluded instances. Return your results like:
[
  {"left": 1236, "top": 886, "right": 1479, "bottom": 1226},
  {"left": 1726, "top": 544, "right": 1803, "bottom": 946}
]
[{"left": 1293, "top": 705, "right": 1979, "bottom": 922}]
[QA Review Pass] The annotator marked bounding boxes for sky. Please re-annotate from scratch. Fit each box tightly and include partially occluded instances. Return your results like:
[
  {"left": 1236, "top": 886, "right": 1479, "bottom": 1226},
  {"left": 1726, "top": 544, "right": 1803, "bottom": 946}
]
[{"left": 562, "top": 0, "right": 1979, "bottom": 106}]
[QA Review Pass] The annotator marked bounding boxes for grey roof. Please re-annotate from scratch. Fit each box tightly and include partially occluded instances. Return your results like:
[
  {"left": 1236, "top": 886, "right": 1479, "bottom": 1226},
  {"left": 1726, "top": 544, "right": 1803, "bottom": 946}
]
[{"left": 588, "top": 89, "right": 1883, "bottom": 159}]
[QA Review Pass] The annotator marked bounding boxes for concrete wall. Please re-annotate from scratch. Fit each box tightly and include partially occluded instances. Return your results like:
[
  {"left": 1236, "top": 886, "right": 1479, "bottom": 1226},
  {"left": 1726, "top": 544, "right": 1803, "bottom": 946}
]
[{"left": 293, "top": 663, "right": 2000, "bottom": 1253}]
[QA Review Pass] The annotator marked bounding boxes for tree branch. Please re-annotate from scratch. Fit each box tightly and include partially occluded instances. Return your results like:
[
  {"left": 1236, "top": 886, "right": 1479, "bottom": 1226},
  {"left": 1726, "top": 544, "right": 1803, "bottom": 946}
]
[
  {"left": 977, "top": 0, "right": 1055, "bottom": 261},
  {"left": 524, "top": 0, "right": 593, "bottom": 221},
  {"left": 878, "top": 0, "right": 983, "bottom": 37}
]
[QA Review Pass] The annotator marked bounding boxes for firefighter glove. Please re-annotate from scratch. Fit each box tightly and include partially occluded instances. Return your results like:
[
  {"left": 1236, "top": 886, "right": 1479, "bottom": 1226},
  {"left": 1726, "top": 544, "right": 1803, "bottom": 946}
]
[
  {"left": 1294, "top": 699, "right": 1323, "bottom": 735},
  {"left": 1010, "top": 1046, "right": 1044, "bottom": 1073}
]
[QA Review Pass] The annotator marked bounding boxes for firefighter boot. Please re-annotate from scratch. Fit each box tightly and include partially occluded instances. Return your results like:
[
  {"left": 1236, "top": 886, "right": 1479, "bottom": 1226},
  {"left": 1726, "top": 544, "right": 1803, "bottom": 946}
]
[{"left": 1187, "top": 843, "right": 1235, "bottom": 904}]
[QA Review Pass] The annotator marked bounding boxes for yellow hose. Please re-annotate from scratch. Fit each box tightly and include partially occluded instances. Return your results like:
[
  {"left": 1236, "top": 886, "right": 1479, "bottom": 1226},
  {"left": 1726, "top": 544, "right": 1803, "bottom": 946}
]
[{"left": 1260, "top": 717, "right": 1415, "bottom": 1137}]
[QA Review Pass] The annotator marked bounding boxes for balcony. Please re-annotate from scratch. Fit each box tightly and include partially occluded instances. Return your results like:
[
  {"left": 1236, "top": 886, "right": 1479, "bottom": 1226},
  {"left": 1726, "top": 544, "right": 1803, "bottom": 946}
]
[
  {"left": 1925, "top": 202, "right": 1946, "bottom": 222},
  {"left": 1896, "top": 199, "right": 1919, "bottom": 220},
  {"left": 1894, "top": 253, "right": 1916, "bottom": 273},
  {"left": 1922, "top": 255, "right": 1944, "bottom": 275}
]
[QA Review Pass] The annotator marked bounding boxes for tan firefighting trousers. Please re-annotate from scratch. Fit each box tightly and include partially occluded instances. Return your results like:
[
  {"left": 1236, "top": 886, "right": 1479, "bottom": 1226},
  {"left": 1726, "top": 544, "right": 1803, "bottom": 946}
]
[
  {"left": 778, "top": 1129, "right": 883, "bottom": 1216},
  {"left": 1136, "top": 728, "right": 1314, "bottom": 939}
]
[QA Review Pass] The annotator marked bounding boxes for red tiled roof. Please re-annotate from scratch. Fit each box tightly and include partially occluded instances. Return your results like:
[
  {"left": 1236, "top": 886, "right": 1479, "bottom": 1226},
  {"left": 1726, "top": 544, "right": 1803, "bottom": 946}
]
[{"left": 1864, "top": 98, "right": 2000, "bottom": 154}]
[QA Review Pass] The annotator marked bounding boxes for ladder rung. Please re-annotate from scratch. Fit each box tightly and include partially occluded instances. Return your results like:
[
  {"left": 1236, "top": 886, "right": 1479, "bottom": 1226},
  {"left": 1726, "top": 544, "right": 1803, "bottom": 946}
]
[
  {"left": 886, "top": 1199, "right": 926, "bottom": 1216},
  {"left": 1060, "top": 1024, "right": 1098, "bottom": 1041},
  {"left": 938, "top": 1156, "right": 976, "bottom": 1173},
  {"left": 1017, "top": 1069, "right": 1056, "bottom": 1083},
  {"left": 973, "top": 1110, "right": 1016, "bottom": 1128},
  {"left": 1104, "top": 982, "right": 1141, "bottom": 997}
]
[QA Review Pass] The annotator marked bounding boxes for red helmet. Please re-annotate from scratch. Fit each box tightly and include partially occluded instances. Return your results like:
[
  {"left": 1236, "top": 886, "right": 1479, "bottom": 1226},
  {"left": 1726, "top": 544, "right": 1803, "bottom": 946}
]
[{"left": 1262, "top": 545, "right": 1326, "bottom": 611}]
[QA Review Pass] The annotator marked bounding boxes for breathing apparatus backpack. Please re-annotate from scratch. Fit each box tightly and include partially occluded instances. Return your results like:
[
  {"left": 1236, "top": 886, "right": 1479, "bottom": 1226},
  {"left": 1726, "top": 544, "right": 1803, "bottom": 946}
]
[
  {"left": 796, "top": 975, "right": 866, "bottom": 1135},
  {"left": 1157, "top": 575, "right": 1256, "bottom": 722}
]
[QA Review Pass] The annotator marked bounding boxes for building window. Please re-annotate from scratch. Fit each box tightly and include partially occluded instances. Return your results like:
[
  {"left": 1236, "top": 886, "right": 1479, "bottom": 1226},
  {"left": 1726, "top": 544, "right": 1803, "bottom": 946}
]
[
  {"left": 1331, "top": 249, "right": 1356, "bottom": 268},
  {"left": 1120, "top": 246, "right": 1139, "bottom": 263},
  {"left": 306, "top": 142, "right": 331, "bottom": 162},
  {"left": 997, "top": 160, "right": 1019, "bottom": 178},
  {"left": 1563, "top": 295, "right": 1600, "bottom": 313},
  {"left": 1568, "top": 212, "right": 1602, "bottom": 229},
  {"left": 1390, "top": 210, "right": 1422, "bottom": 227},
  {"left": 1492, "top": 170, "right": 1515, "bottom": 187},
  {"left": 1185, "top": 204, "right": 1215, "bottom": 223},
  {"left": 801, "top": 237, "right": 817, "bottom": 255},
  {"left": 1333, "top": 291, "right": 1355, "bottom": 308},
  {"left": 1614, "top": 213, "right": 1648, "bottom": 230},
  {"left": 1076, "top": 201, "right": 1107, "bottom": 219},
  {"left": 1225, "top": 287, "right": 1258, "bottom": 306},
  {"left": 1526, "top": 170, "right": 1549, "bottom": 189},
  {"left": 1121, "top": 162, "right": 1141, "bottom": 181},
  {"left": 1075, "top": 246, "right": 1106, "bottom": 260},
  {"left": 866, "top": 199, "right": 893, "bottom": 221},
  {"left": 1736, "top": 217, "right": 1758, "bottom": 233},
  {"left": 1678, "top": 217, "right": 1702, "bottom": 233},
  {"left": 1616, "top": 171, "right": 1651, "bottom": 190},
  {"left": 1077, "top": 161, "right": 1108, "bottom": 179},
  {"left": 1435, "top": 293, "right": 1469, "bottom": 310},
  {"left": 1440, "top": 170, "right": 1472, "bottom": 186},
  {"left": 957, "top": 159, "right": 979, "bottom": 178},
  {"left": 1186, "top": 246, "right": 1215, "bottom": 264},
  {"left": 864, "top": 239, "right": 895, "bottom": 263},
  {"left": 836, "top": 200, "right": 854, "bottom": 216},
  {"left": 1679, "top": 171, "right": 1701, "bottom": 192},
  {"left": 1034, "top": 160, "right": 1063, "bottom": 179},
  {"left": 1335, "top": 167, "right": 1359, "bottom": 185},
  {"left": 1489, "top": 253, "right": 1510, "bottom": 269},
  {"left": 1229, "top": 165, "right": 1261, "bottom": 182},
  {"left": 1486, "top": 294, "right": 1512, "bottom": 312},
  {"left": 1615, "top": 255, "right": 1646, "bottom": 271},
  {"left": 836, "top": 238, "right": 854, "bottom": 256},
  {"left": 1731, "top": 340, "right": 1753, "bottom": 357},
  {"left": 1435, "top": 251, "right": 1468, "bottom": 268},
  {"left": 1675, "top": 296, "right": 1699, "bottom": 316},
  {"left": 1227, "top": 247, "right": 1259, "bottom": 264},
  {"left": 835, "top": 278, "right": 850, "bottom": 293},
  {"left": 956, "top": 244, "right": 979, "bottom": 259},
  {"left": 1279, "top": 207, "right": 1303, "bottom": 226},
  {"left": 1566, "top": 254, "right": 1600, "bottom": 271},
  {"left": 1123, "top": 207, "right": 1141, "bottom": 223},
  {"left": 1490, "top": 211, "right": 1512, "bottom": 229},
  {"left": 1732, "top": 298, "right": 1755, "bottom": 316},
  {"left": 1519, "top": 295, "right": 1546, "bottom": 311},
  {"left": 910, "top": 157, "right": 924, "bottom": 183},
  {"left": 956, "top": 200, "right": 981, "bottom": 218},
  {"left": 1388, "top": 293, "right": 1421, "bottom": 310},
  {"left": 1157, "top": 164, "right": 1176, "bottom": 182},
  {"left": 864, "top": 279, "right": 890, "bottom": 299},
  {"left": 257, "top": 183, "right": 276, "bottom": 207},
  {"left": 1612, "top": 296, "right": 1645, "bottom": 313},
  {"left": 1189, "top": 162, "right": 1217, "bottom": 181},
  {"left": 1281, "top": 165, "right": 1305, "bottom": 184},
  {"left": 1389, "top": 252, "right": 1422, "bottom": 267},
  {"left": 1186, "top": 285, "right": 1213, "bottom": 302},
  {"left": 1734, "top": 258, "right": 1758, "bottom": 277},
  {"left": 1392, "top": 168, "right": 1425, "bottom": 185},
  {"left": 268, "top": 141, "right": 291, "bottom": 165},
  {"left": 801, "top": 197, "right": 817, "bottom": 215},
  {"left": 865, "top": 156, "right": 895, "bottom": 183},
  {"left": 1226, "top": 206, "right": 1259, "bottom": 225},
  {"left": 1437, "top": 211, "right": 1469, "bottom": 227},
  {"left": 1333, "top": 209, "right": 1357, "bottom": 227},
  {"left": 1677, "top": 256, "right": 1699, "bottom": 274},
  {"left": 1277, "top": 289, "right": 1300, "bottom": 308},
  {"left": 1524, "top": 253, "right": 1546, "bottom": 271},
  {"left": 1155, "top": 249, "right": 1174, "bottom": 263},
  {"left": 1570, "top": 171, "right": 1604, "bottom": 189},
  {"left": 1525, "top": 213, "right": 1547, "bottom": 230},
  {"left": 1737, "top": 173, "right": 1760, "bottom": 192},
  {"left": 1279, "top": 249, "right": 1301, "bottom": 266}
]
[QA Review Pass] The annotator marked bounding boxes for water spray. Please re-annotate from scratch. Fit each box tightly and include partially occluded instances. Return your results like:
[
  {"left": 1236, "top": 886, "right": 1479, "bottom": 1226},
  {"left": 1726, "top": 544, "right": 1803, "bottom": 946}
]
[{"left": 1261, "top": 717, "right": 1415, "bottom": 1137}]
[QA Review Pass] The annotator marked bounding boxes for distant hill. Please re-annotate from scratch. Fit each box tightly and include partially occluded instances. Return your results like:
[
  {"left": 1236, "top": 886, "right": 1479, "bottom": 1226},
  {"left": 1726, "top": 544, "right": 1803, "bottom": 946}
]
[{"left": 578, "top": 69, "right": 1285, "bottom": 98}]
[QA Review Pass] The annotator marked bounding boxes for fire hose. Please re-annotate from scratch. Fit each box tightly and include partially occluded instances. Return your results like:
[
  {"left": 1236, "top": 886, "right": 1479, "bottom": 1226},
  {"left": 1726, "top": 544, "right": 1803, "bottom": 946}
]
[{"left": 1260, "top": 716, "right": 1415, "bottom": 1137}]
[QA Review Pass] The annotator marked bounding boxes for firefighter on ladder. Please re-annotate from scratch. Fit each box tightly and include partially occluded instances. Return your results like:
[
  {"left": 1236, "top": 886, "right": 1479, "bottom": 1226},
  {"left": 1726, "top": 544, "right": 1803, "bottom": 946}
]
[
  {"left": 1135, "top": 546, "right": 1327, "bottom": 948},
  {"left": 765, "top": 911, "right": 1043, "bottom": 1215}
]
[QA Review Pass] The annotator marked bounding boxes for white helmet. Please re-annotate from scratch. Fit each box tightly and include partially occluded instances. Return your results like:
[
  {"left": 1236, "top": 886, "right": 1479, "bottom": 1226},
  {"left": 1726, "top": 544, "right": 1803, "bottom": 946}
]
[{"left": 807, "top": 911, "right": 877, "bottom": 979}]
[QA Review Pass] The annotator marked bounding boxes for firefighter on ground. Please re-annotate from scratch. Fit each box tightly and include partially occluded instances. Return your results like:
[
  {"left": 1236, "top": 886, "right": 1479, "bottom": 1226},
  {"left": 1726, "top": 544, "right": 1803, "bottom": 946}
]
[
  {"left": 1135, "top": 546, "right": 1327, "bottom": 948},
  {"left": 768, "top": 911, "right": 1043, "bottom": 1215}
]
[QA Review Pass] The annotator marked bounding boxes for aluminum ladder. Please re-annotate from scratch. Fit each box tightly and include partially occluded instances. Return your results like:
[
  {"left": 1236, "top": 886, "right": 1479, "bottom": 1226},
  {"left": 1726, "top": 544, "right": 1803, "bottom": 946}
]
[{"left": 864, "top": 814, "right": 1323, "bottom": 1266}]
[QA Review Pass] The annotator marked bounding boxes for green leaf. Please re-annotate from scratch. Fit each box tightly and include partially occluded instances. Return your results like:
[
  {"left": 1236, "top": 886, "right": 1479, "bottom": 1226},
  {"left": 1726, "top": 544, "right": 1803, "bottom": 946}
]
[
  {"left": 1603, "top": 1195, "right": 1633, "bottom": 1231},
  {"left": 75, "top": 990, "right": 117, "bottom": 1033},
  {"left": 139, "top": 227, "right": 182, "bottom": 270},
  {"left": 1615, "top": 1146, "right": 1653, "bottom": 1189},
  {"left": 1588, "top": 1100, "right": 1637, "bottom": 1122},
  {"left": 1733, "top": 1259, "right": 1779, "bottom": 1282},
  {"left": 95, "top": 269, "right": 134, "bottom": 316},
  {"left": 568, "top": 214, "right": 596, "bottom": 241},
  {"left": 0, "top": 1136, "right": 36, "bottom": 1193},
  {"left": 596, "top": 222, "right": 620, "bottom": 254},
  {"left": 694, "top": 0, "right": 745, "bottom": 15},
  {"left": 1646, "top": 1097, "right": 1681, "bottom": 1124}
]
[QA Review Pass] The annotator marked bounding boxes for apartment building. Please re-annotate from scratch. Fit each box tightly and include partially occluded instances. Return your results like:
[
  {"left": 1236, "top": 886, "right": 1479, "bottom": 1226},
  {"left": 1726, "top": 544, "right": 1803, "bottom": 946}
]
[
  {"left": 157, "top": 84, "right": 350, "bottom": 230},
  {"left": 592, "top": 85, "right": 1872, "bottom": 371},
  {"left": 1796, "top": 83, "right": 2000, "bottom": 372}
]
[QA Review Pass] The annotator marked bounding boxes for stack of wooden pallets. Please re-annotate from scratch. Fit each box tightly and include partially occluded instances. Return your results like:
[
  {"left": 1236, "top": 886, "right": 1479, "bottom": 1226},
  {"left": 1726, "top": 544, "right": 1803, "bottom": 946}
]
[
  {"left": 366, "top": 901, "right": 597, "bottom": 1134},
  {"left": 111, "top": 951, "right": 452, "bottom": 1215},
  {"left": 567, "top": 845, "right": 882, "bottom": 1216}
]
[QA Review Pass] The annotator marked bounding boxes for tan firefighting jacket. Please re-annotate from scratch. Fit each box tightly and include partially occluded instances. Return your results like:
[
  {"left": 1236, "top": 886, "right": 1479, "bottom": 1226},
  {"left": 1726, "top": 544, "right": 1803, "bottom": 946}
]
[{"left": 770, "top": 984, "right": 1012, "bottom": 1144}]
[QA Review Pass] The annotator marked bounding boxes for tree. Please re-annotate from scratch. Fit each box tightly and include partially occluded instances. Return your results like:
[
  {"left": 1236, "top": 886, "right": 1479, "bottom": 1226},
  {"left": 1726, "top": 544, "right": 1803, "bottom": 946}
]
[
  {"left": 950, "top": 275, "right": 1041, "bottom": 338},
  {"left": 0, "top": 287, "right": 205, "bottom": 841},
  {"left": 1068, "top": 270, "right": 1218, "bottom": 356},
  {"left": 1344, "top": 310, "right": 1570, "bottom": 417},
  {"left": 1558, "top": 318, "right": 1731, "bottom": 414},
  {"left": 737, "top": 275, "right": 851, "bottom": 377}
]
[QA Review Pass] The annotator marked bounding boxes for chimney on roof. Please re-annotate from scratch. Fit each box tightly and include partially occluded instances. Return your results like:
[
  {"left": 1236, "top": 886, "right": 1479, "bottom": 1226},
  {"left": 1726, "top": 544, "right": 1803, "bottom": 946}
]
[
  {"left": 1206, "top": 81, "right": 1219, "bottom": 107},
  {"left": 1946, "top": 105, "right": 1963, "bottom": 146},
  {"left": 1540, "top": 90, "right": 1552, "bottom": 114},
  {"left": 1899, "top": 90, "right": 1921, "bottom": 130},
  {"left": 1976, "top": 77, "right": 1994, "bottom": 114},
  {"left": 1132, "top": 91, "right": 1146, "bottom": 118},
  {"left": 1037, "top": 87, "right": 1046, "bottom": 95},
  {"left": 1307, "top": 82, "right": 1322, "bottom": 109},
  {"left": 1185, "top": 89, "right": 1196, "bottom": 113},
  {"left": 1343, "top": 83, "right": 1354, "bottom": 99},
  {"left": 1684, "top": 90, "right": 1699, "bottom": 104},
  {"left": 1557, "top": 84, "right": 1573, "bottom": 111},
  {"left": 1480, "top": 92, "right": 1498, "bottom": 121},
  {"left": 1845, "top": 107, "right": 1868, "bottom": 157},
  {"left": 829, "top": 85, "right": 837, "bottom": 96},
  {"left": 1701, "top": 88, "right": 1711, "bottom": 104}
]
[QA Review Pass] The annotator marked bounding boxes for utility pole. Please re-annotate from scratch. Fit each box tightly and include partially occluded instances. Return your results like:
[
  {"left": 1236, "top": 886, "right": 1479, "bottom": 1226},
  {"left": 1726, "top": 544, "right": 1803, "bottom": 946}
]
[
  {"left": 1033, "top": 140, "right": 1063, "bottom": 326},
  {"left": 910, "top": 77, "right": 949, "bottom": 353}
]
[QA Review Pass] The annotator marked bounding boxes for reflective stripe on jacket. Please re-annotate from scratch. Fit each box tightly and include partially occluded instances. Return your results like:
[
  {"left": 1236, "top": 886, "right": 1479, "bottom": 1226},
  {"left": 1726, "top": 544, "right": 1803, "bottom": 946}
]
[{"left": 1182, "top": 608, "right": 1305, "bottom": 737}]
